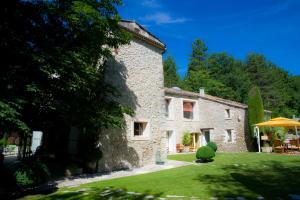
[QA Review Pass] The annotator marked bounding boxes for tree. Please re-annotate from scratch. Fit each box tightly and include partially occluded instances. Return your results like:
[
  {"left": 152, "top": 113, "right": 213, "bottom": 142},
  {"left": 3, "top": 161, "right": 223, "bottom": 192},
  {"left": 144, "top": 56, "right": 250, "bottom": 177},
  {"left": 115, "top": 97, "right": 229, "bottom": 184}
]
[
  {"left": 289, "top": 76, "right": 300, "bottom": 116},
  {"left": 245, "top": 53, "right": 294, "bottom": 116},
  {"left": 1, "top": 0, "right": 131, "bottom": 154},
  {"left": 207, "top": 53, "right": 251, "bottom": 102},
  {"left": 182, "top": 69, "right": 236, "bottom": 99},
  {"left": 248, "top": 86, "right": 265, "bottom": 139},
  {"left": 163, "top": 55, "right": 180, "bottom": 87},
  {"left": 188, "top": 39, "right": 208, "bottom": 73}
]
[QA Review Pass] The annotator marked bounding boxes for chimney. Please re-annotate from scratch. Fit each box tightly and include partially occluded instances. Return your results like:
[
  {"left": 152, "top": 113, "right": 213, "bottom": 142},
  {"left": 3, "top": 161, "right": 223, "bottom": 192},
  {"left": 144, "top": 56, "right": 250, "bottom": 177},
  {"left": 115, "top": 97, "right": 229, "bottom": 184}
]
[{"left": 199, "top": 87, "right": 205, "bottom": 96}]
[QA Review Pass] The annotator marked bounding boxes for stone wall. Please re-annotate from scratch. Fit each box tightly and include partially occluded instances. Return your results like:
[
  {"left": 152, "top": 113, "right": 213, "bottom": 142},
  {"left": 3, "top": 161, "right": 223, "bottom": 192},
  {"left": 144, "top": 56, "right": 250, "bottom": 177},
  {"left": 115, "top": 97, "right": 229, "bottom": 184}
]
[
  {"left": 98, "top": 38, "right": 166, "bottom": 172},
  {"left": 198, "top": 98, "right": 249, "bottom": 152},
  {"left": 165, "top": 92, "right": 250, "bottom": 153}
]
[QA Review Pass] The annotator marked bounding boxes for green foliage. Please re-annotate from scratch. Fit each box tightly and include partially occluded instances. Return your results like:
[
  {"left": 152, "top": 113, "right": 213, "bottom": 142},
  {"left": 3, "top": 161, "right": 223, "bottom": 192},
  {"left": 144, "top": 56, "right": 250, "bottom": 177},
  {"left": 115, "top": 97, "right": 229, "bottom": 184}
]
[
  {"left": 245, "top": 53, "right": 297, "bottom": 116},
  {"left": 248, "top": 86, "right": 265, "bottom": 138},
  {"left": 188, "top": 39, "right": 208, "bottom": 72},
  {"left": 182, "top": 70, "right": 236, "bottom": 99},
  {"left": 0, "top": 133, "right": 8, "bottom": 148},
  {"left": 15, "top": 171, "right": 34, "bottom": 187},
  {"left": 274, "top": 127, "right": 287, "bottom": 143},
  {"left": 1, "top": 1, "right": 131, "bottom": 137},
  {"left": 163, "top": 55, "right": 181, "bottom": 87},
  {"left": 196, "top": 146, "right": 215, "bottom": 161},
  {"left": 182, "top": 132, "right": 191, "bottom": 146},
  {"left": 207, "top": 53, "right": 251, "bottom": 103},
  {"left": 181, "top": 40, "right": 300, "bottom": 118},
  {"left": 0, "top": 101, "right": 29, "bottom": 134},
  {"left": 14, "top": 160, "right": 50, "bottom": 187},
  {"left": 206, "top": 142, "right": 217, "bottom": 152}
]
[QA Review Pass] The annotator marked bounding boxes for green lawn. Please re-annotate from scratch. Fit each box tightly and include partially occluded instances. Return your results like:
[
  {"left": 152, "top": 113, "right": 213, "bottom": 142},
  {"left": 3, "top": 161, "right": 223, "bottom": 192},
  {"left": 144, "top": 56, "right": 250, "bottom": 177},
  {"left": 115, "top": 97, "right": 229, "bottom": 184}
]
[{"left": 23, "top": 153, "right": 300, "bottom": 200}]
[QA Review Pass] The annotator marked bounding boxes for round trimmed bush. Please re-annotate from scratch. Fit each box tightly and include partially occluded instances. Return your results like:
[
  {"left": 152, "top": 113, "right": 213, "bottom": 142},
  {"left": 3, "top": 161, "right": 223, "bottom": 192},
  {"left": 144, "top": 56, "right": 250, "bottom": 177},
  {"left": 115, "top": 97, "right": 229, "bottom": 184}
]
[
  {"left": 196, "top": 146, "right": 215, "bottom": 162},
  {"left": 206, "top": 142, "right": 217, "bottom": 152}
]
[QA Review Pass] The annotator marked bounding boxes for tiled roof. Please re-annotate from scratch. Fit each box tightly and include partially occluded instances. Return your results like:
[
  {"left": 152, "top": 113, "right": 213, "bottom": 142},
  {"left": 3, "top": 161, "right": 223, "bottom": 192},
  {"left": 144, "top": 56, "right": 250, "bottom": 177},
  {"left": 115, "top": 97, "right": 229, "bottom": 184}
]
[
  {"left": 119, "top": 20, "right": 166, "bottom": 51},
  {"left": 165, "top": 87, "right": 271, "bottom": 113}
]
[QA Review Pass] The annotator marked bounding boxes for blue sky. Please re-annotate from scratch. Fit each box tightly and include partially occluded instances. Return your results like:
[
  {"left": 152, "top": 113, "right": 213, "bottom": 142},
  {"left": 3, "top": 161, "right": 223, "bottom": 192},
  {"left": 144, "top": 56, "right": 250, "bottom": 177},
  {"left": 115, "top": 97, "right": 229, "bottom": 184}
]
[{"left": 118, "top": 0, "right": 300, "bottom": 76}]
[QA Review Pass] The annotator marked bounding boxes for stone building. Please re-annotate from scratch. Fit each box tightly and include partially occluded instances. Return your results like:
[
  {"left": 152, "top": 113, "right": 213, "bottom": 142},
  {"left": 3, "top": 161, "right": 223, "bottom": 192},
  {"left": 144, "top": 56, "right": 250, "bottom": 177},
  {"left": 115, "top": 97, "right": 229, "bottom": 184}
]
[
  {"left": 164, "top": 87, "right": 251, "bottom": 153},
  {"left": 96, "top": 20, "right": 268, "bottom": 172},
  {"left": 98, "top": 20, "right": 167, "bottom": 172}
]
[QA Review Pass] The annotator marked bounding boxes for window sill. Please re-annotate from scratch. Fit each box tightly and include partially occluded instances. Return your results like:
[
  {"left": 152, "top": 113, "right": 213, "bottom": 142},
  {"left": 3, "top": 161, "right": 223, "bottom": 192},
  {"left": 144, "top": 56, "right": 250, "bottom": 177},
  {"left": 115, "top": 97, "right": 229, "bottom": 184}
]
[
  {"left": 166, "top": 118, "right": 174, "bottom": 121},
  {"left": 183, "top": 118, "right": 200, "bottom": 122},
  {"left": 131, "top": 136, "right": 150, "bottom": 141},
  {"left": 225, "top": 118, "right": 232, "bottom": 120}
]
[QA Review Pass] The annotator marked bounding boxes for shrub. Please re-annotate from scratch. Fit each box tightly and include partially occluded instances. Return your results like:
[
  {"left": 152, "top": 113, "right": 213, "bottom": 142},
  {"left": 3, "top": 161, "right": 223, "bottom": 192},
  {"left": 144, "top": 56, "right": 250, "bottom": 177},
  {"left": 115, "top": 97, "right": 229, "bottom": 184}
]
[
  {"left": 0, "top": 133, "right": 8, "bottom": 148},
  {"left": 196, "top": 146, "right": 215, "bottom": 162},
  {"left": 206, "top": 142, "right": 217, "bottom": 152},
  {"left": 182, "top": 132, "right": 191, "bottom": 146},
  {"left": 14, "top": 160, "right": 50, "bottom": 187},
  {"left": 15, "top": 170, "right": 34, "bottom": 186}
]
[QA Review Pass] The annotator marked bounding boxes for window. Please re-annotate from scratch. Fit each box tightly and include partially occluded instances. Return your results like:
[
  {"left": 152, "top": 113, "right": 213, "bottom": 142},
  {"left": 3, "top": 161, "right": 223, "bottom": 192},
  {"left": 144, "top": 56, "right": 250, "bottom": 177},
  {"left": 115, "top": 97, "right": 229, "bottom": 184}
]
[
  {"left": 225, "top": 109, "right": 231, "bottom": 119},
  {"left": 134, "top": 122, "right": 147, "bottom": 136},
  {"left": 165, "top": 98, "right": 171, "bottom": 118},
  {"left": 183, "top": 101, "right": 194, "bottom": 119},
  {"left": 226, "top": 129, "right": 233, "bottom": 143}
]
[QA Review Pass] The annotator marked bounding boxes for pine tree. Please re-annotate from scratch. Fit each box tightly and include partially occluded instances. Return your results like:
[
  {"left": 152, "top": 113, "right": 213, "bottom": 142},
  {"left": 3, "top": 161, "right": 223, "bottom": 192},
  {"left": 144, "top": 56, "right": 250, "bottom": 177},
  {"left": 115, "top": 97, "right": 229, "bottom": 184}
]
[
  {"left": 163, "top": 55, "right": 180, "bottom": 87},
  {"left": 188, "top": 39, "right": 208, "bottom": 73}
]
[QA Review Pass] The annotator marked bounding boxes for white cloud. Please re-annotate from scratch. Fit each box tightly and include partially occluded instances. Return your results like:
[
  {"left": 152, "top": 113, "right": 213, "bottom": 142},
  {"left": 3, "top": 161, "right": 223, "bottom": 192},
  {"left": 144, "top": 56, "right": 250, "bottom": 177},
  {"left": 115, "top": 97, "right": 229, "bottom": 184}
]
[
  {"left": 142, "top": 12, "right": 188, "bottom": 24},
  {"left": 141, "top": 0, "right": 161, "bottom": 8}
]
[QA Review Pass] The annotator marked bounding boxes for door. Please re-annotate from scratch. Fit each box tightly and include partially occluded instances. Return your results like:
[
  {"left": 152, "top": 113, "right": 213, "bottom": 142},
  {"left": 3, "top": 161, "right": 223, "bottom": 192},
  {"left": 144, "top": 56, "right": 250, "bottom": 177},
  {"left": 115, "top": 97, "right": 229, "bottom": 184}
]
[
  {"left": 167, "top": 130, "right": 176, "bottom": 153},
  {"left": 201, "top": 130, "right": 210, "bottom": 146}
]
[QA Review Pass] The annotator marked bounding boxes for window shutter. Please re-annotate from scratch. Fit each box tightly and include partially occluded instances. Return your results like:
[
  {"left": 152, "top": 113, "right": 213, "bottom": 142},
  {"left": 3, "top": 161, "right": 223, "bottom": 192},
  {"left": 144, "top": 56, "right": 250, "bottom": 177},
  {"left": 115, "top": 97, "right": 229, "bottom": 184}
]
[{"left": 183, "top": 102, "right": 193, "bottom": 112}]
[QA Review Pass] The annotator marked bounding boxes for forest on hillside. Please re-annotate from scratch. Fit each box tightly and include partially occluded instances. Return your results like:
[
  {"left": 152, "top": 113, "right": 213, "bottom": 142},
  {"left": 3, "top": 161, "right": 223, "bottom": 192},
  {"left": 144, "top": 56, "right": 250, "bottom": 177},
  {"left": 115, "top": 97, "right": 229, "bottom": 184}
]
[{"left": 163, "top": 39, "right": 300, "bottom": 117}]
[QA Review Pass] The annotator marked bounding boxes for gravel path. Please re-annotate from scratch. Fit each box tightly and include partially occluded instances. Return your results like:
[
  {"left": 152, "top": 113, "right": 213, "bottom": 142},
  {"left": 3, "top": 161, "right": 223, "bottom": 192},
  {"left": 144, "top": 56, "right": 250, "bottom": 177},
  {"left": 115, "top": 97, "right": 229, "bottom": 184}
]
[{"left": 55, "top": 160, "right": 191, "bottom": 188}]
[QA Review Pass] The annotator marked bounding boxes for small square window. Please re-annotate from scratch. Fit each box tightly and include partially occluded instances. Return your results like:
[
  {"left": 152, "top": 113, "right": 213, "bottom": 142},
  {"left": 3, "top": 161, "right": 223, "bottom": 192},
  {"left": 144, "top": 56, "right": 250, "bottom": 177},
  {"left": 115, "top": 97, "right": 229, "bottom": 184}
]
[
  {"left": 225, "top": 109, "right": 231, "bottom": 119},
  {"left": 134, "top": 122, "right": 147, "bottom": 136},
  {"left": 226, "top": 129, "right": 233, "bottom": 142}
]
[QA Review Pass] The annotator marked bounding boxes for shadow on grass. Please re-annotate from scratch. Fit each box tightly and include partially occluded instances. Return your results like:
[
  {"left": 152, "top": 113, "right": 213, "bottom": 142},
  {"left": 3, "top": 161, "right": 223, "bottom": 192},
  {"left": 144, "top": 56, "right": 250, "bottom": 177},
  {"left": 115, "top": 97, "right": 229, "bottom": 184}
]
[
  {"left": 195, "top": 159, "right": 214, "bottom": 163},
  {"left": 37, "top": 187, "right": 163, "bottom": 200},
  {"left": 195, "top": 160, "right": 300, "bottom": 199}
]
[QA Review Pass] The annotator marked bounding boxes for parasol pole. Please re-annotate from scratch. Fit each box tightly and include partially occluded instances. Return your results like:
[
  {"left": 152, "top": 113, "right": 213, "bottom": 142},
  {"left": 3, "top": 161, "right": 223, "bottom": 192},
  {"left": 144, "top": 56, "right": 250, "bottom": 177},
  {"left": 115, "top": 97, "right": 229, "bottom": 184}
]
[
  {"left": 254, "top": 126, "right": 261, "bottom": 153},
  {"left": 257, "top": 126, "right": 261, "bottom": 153},
  {"left": 295, "top": 126, "right": 299, "bottom": 146}
]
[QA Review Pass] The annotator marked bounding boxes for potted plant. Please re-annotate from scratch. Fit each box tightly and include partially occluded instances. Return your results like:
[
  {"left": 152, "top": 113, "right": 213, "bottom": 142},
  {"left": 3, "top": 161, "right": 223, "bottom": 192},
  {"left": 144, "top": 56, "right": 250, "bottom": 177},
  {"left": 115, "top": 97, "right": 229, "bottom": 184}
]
[
  {"left": 261, "top": 142, "right": 272, "bottom": 153},
  {"left": 182, "top": 132, "right": 191, "bottom": 153}
]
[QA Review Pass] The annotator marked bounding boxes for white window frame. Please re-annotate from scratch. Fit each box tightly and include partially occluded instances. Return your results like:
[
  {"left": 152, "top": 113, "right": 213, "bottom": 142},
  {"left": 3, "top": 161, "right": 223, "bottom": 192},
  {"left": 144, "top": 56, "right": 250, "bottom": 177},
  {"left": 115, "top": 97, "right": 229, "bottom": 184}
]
[
  {"left": 132, "top": 120, "right": 150, "bottom": 140},
  {"left": 182, "top": 98, "right": 199, "bottom": 121},
  {"left": 225, "top": 129, "right": 236, "bottom": 143},
  {"left": 165, "top": 97, "right": 174, "bottom": 120}
]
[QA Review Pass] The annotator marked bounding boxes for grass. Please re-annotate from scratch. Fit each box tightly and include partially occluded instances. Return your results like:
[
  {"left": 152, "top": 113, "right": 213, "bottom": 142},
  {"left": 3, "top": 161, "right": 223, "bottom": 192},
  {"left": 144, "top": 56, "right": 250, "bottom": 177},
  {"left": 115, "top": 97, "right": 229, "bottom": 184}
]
[{"left": 22, "top": 153, "right": 300, "bottom": 200}]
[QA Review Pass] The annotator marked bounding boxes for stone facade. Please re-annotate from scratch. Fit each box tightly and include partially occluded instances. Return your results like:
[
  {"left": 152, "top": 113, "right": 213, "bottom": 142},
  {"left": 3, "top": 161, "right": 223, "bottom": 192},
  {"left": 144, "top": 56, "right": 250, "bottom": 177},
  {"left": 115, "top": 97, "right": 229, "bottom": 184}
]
[
  {"left": 94, "top": 20, "right": 263, "bottom": 172},
  {"left": 98, "top": 20, "right": 167, "bottom": 172},
  {"left": 165, "top": 88, "right": 251, "bottom": 153}
]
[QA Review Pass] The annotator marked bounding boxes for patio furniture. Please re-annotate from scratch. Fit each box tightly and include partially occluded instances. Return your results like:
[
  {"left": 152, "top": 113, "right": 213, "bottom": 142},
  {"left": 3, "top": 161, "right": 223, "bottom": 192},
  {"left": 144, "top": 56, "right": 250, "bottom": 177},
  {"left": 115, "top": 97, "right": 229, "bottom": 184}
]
[
  {"left": 273, "top": 140, "right": 284, "bottom": 153},
  {"left": 189, "top": 144, "right": 196, "bottom": 152},
  {"left": 254, "top": 117, "right": 300, "bottom": 152},
  {"left": 289, "top": 139, "right": 300, "bottom": 151},
  {"left": 176, "top": 144, "right": 183, "bottom": 153}
]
